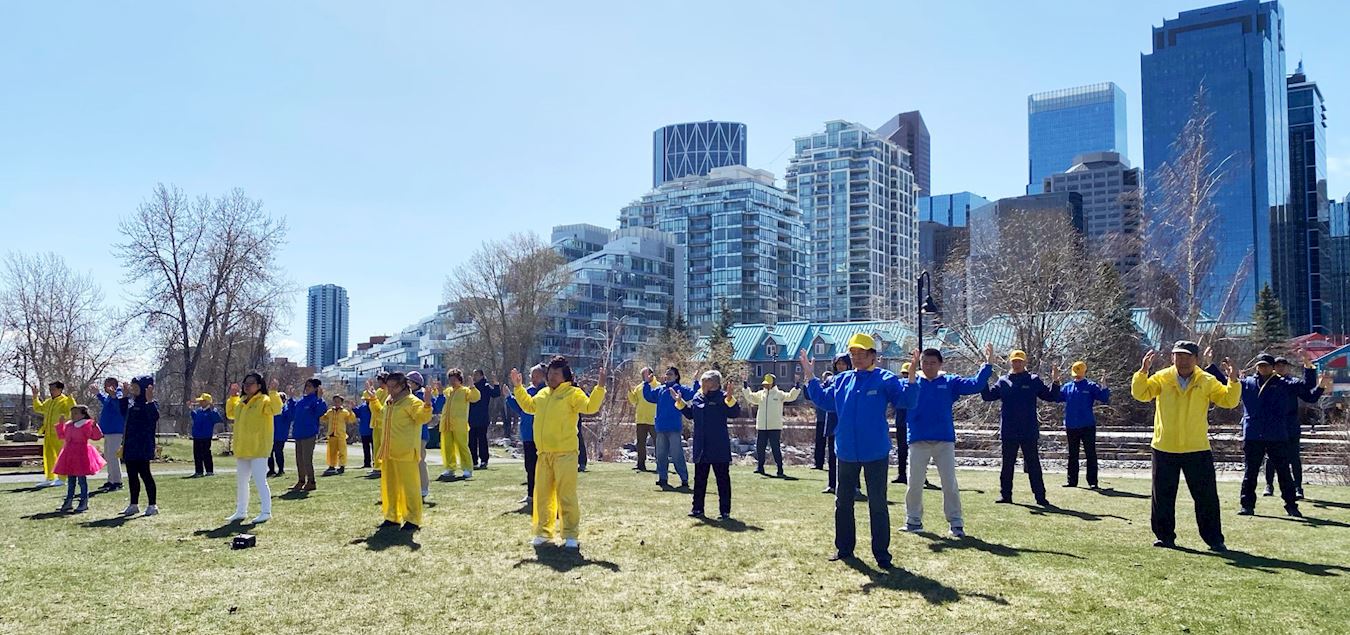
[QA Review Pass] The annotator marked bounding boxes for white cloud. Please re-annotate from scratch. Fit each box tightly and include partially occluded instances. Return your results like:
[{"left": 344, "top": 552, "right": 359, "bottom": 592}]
[{"left": 272, "top": 338, "right": 303, "bottom": 361}]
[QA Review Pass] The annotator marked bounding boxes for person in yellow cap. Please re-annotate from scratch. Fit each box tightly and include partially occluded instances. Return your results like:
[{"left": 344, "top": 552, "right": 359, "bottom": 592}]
[
  {"left": 1132, "top": 341, "right": 1239, "bottom": 551},
  {"left": 509, "top": 356, "right": 606, "bottom": 550},
  {"left": 627, "top": 367, "right": 658, "bottom": 471},
  {"left": 321, "top": 395, "right": 356, "bottom": 475},
  {"left": 1051, "top": 361, "right": 1111, "bottom": 489},
  {"left": 32, "top": 381, "right": 76, "bottom": 487},
  {"left": 981, "top": 349, "right": 1060, "bottom": 507},
  {"left": 375, "top": 372, "right": 434, "bottom": 532},
  {"left": 742, "top": 372, "right": 801, "bottom": 478},
  {"left": 187, "top": 393, "right": 222, "bottom": 477},
  {"left": 434, "top": 370, "right": 479, "bottom": 480}
]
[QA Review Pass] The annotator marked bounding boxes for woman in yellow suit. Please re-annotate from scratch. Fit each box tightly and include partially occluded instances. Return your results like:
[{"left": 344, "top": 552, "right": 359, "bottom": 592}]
[
  {"left": 32, "top": 381, "right": 76, "bottom": 487},
  {"left": 225, "top": 373, "right": 284, "bottom": 524},
  {"left": 362, "top": 374, "right": 389, "bottom": 476},
  {"left": 375, "top": 372, "right": 433, "bottom": 531},
  {"left": 435, "top": 370, "right": 479, "bottom": 480},
  {"left": 509, "top": 356, "right": 606, "bottom": 550},
  {"left": 321, "top": 395, "right": 356, "bottom": 475}
]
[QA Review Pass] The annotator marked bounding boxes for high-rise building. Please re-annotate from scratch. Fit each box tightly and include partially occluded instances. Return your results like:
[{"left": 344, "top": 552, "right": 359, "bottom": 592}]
[
  {"left": 652, "top": 121, "right": 747, "bottom": 188},
  {"left": 620, "top": 165, "right": 808, "bottom": 329},
  {"left": 877, "top": 111, "right": 931, "bottom": 197},
  {"left": 1274, "top": 63, "right": 1331, "bottom": 334},
  {"left": 306, "top": 284, "right": 349, "bottom": 369},
  {"left": 1141, "top": 0, "right": 1289, "bottom": 319},
  {"left": 1044, "top": 151, "right": 1143, "bottom": 274},
  {"left": 1027, "top": 83, "right": 1127, "bottom": 193},
  {"left": 540, "top": 226, "right": 679, "bottom": 372},
  {"left": 1328, "top": 196, "right": 1350, "bottom": 335},
  {"left": 917, "top": 192, "right": 990, "bottom": 227},
  {"left": 786, "top": 121, "right": 918, "bottom": 323}
]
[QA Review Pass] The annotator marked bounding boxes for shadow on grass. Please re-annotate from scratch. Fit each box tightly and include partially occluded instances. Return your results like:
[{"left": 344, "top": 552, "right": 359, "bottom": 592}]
[
  {"left": 279, "top": 490, "right": 310, "bottom": 501},
  {"left": 6, "top": 485, "right": 47, "bottom": 494},
  {"left": 920, "top": 533, "right": 1084, "bottom": 559},
  {"left": 692, "top": 515, "right": 764, "bottom": 533},
  {"left": 81, "top": 515, "right": 134, "bottom": 529},
  {"left": 512, "top": 545, "right": 620, "bottom": 573},
  {"left": 21, "top": 510, "right": 69, "bottom": 520},
  {"left": 499, "top": 503, "right": 531, "bottom": 517},
  {"left": 1093, "top": 487, "right": 1150, "bottom": 500},
  {"left": 656, "top": 483, "right": 690, "bottom": 495},
  {"left": 1305, "top": 498, "right": 1350, "bottom": 511},
  {"left": 349, "top": 525, "right": 421, "bottom": 552},
  {"left": 1013, "top": 502, "right": 1130, "bottom": 523},
  {"left": 193, "top": 520, "right": 247, "bottom": 539},
  {"left": 842, "top": 557, "right": 1008, "bottom": 605},
  {"left": 1254, "top": 513, "right": 1350, "bottom": 529},
  {"left": 1174, "top": 546, "right": 1350, "bottom": 576}
]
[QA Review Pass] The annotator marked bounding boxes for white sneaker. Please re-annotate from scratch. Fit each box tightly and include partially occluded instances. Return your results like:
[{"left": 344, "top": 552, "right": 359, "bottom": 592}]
[
  {"left": 225, "top": 512, "right": 246, "bottom": 522},
  {"left": 563, "top": 538, "right": 580, "bottom": 550},
  {"left": 37, "top": 479, "right": 56, "bottom": 488},
  {"left": 120, "top": 504, "right": 139, "bottom": 516},
  {"left": 251, "top": 513, "right": 271, "bottom": 524},
  {"left": 440, "top": 470, "right": 454, "bottom": 478},
  {"left": 462, "top": 471, "right": 472, "bottom": 480},
  {"left": 143, "top": 505, "right": 159, "bottom": 517},
  {"left": 517, "top": 495, "right": 532, "bottom": 505},
  {"left": 530, "top": 536, "right": 547, "bottom": 547}
]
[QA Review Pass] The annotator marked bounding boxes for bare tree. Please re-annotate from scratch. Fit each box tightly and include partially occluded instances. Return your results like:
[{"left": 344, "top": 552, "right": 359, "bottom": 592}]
[
  {"left": 0, "top": 252, "right": 133, "bottom": 421},
  {"left": 116, "top": 185, "right": 289, "bottom": 405}
]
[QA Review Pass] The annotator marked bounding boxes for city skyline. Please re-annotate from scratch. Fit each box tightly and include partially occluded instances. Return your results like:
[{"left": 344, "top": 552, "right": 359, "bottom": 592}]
[{"left": 3, "top": 1, "right": 1349, "bottom": 360}]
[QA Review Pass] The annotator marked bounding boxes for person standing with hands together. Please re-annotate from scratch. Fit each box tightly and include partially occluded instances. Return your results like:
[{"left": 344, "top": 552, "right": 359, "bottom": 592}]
[{"left": 225, "top": 373, "right": 283, "bottom": 524}]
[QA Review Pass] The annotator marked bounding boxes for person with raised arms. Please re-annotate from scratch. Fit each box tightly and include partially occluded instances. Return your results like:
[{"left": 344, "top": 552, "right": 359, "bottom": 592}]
[
  {"left": 982, "top": 349, "right": 1059, "bottom": 507},
  {"left": 225, "top": 373, "right": 283, "bottom": 524},
  {"left": 434, "top": 370, "right": 479, "bottom": 481},
  {"left": 374, "top": 372, "right": 434, "bottom": 532},
  {"left": 506, "top": 364, "right": 547, "bottom": 505},
  {"left": 32, "top": 380, "right": 75, "bottom": 488},
  {"left": 677, "top": 370, "right": 741, "bottom": 520},
  {"left": 643, "top": 366, "right": 697, "bottom": 489},
  {"left": 1053, "top": 362, "right": 1111, "bottom": 489}
]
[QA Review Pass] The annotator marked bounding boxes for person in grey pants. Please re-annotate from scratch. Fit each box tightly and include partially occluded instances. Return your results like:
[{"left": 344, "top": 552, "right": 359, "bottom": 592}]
[{"left": 92, "top": 379, "right": 127, "bottom": 491}]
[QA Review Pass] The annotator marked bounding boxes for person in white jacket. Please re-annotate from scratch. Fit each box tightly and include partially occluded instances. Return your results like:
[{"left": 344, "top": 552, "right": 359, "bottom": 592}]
[{"left": 742, "top": 374, "right": 801, "bottom": 477}]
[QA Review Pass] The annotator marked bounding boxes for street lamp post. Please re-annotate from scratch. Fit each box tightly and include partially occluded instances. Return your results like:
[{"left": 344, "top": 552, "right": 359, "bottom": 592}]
[{"left": 916, "top": 271, "right": 941, "bottom": 355}]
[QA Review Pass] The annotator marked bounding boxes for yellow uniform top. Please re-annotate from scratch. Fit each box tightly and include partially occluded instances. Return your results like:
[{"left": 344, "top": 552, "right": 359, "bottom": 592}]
[
  {"left": 322, "top": 407, "right": 356, "bottom": 438},
  {"left": 1131, "top": 366, "right": 1240, "bottom": 453},
  {"left": 378, "top": 393, "right": 433, "bottom": 463},
  {"left": 33, "top": 394, "right": 76, "bottom": 435},
  {"left": 364, "top": 388, "right": 388, "bottom": 429},
  {"left": 511, "top": 382, "right": 606, "bottom": 453},
  {"left": 439, "top": 384, "right": 480, "bottom": 425},
  {"left": 627, "top": 383, "right": 657, "bottom": 424},
  {"left": 226, "top": 392, "right": 286, "bottom": 459}
]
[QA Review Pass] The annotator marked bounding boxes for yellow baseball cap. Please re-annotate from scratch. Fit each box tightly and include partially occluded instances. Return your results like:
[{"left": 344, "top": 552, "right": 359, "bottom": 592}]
[
  {"left": 761, "top": 373, "right": 776, "bottom": 386},
  {"left": 847, "top": 333, "right": 877, "bottom": 352},
  {"left": 196, "top": 393, "right": 213, "bottom": 403},
  {"left": 1071, "top": 361, "right": 1087, "bottom": 377},
  {"left": 900, "top": 362, "right": 912, "bottom": 374},
  {"left": 1009, "top": 350, "right": 1027, "bottom": 362}
]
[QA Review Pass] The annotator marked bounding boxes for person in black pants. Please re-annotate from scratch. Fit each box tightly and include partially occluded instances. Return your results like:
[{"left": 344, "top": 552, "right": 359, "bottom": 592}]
[
  {"left": 1263, "top": 357, "right": 1325, "bottom": 499},
  {"left": 354, "top": 400, "right": 374, "bottom": 469},
  {"left": 1235, "top": 354, "right": 1300, "bottom": 516},
  {"left": 1053, "top": 362, "right": 1111, "bottom": 488},
  {"left": 267, "top": 393, "right": 292, "bottom": 477},
  {"left": 120, "top": 376, "right": 160, "bottom": 516},
  {"left": 982, "top": 350, "right": 1058, "bottom": 506},
  {"left": 676, "top": 370, "right": 740, "bottom": 519},
  {"left": 577, "top": 417, "right": 588, "bottom": 472},
  {"left": 187, "top": 393, "right": 222, "bottom": 477},
  {"left": 468, "top": 370, "right": 501, "bottom": 469},
  {"left": 812, "top": 401, "right": 827, "bottom": 470},
  {"left": 892, "top": 362, "right": 912, "bottom": 483}
]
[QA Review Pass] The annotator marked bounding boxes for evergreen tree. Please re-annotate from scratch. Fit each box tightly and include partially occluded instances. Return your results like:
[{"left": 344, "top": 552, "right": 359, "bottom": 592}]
[{"left": 1252, "top": 283, "right": 1291, "bottom": 350}]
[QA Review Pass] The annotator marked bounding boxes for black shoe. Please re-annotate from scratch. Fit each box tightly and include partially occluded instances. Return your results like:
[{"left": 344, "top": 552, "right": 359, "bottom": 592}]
[
  {"left": 995, "top": 497, "right": 1013, "bottom": 504},
  {"left": 753, "top": 468, "right": 766, "bottom": 475},
  {"left": 1208, "top": 543, "right": 1228, "bottom": 553},
  {"left": 876, "top": 559, "right": 895, "bottom": 570},
  {"left": 338, "top": 467, "right": 345, "bottom": 474},
  {"left": 401, "top": 523, "right": 420, "bottom": 532},
  {"left": 1152, "top": 539, "right": 1175, "bottom": 549},
  {"left": 679, "top": 482, "right": 689, "bottom": 489},
  {"left": 688, "top": 511, "right": 704, "bottom": 518},
  {"left": 1089, "top": 484, "right": 1100, "bottom": 490},
  {"left": 1262, "top": 485, "right": 1274, "bottom": 497},
  {"left": 1062, "top": 483, "right": 1076, "bottom": 488},
  {"left": 776, "top": 471, "right": 786, "bottom": 478},
  {"left": 656, "top": 480, "right": 668, "bottom": 487},
  {"left": 379, "top": 520, "right": 399, "bottom": 529},
  {"left": 1237, "top": 507, "right": 1254, "bottom": 516},
  {"left": 828, "top": 552, "right": 853, "bottom": 562},
  {"left": 190, "top": 473, "right": 203, "bottom": 478},
  {"left": 924, "top": 480, "right": 939, "bottom": 490},
  {"left": 1295, "top": 487, "right": 1305, "bottom": 500},
  {"left": 718, "top": 513, "right": 731, "bottom": 521},
  {"left": 1286, "top": 506, "right": 1303, "bottom": 518},
  {"left": 266, "top": 471, "right": 276, "bottom": 478},
  {"left": 892, "top": 477, "right": 906, "bottom": 484},
  {"left": 1036, "top": 498, "right": 1053, "bottom": 508}
]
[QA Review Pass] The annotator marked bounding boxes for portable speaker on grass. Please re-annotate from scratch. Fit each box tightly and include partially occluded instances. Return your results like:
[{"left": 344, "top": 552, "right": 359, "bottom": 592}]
[{"left": 231, "top": 534, "right": 256, "bottom": 549}]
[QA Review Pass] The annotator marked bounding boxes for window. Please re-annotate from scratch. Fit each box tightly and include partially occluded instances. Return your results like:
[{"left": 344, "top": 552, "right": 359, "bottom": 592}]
[
  {"left": 813, "top": 340, "right": 827, "bottom": 356},
  {"left": 764, "top": 342, "right": 779, "bottom": 358}
]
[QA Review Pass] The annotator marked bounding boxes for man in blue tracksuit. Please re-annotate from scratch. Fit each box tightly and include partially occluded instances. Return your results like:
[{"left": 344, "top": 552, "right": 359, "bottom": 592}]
[
  {"left": 1054, "top": 361, "right": 1110, "bottom": 489},
  {"left": 1263, "top": 356, "right": 1324, "bottom": 500},
  {"left": 982, "top": 349, "right": 1059, "bottom": 506},
  {"left": 469, "top": 370, "right": 502, "bottom": 469},
  {"left": 904, "top": 344, "right": 994, "bottom": 538},
  {"left": 354, "top": 400, "right": 374, "bottom": 469},
  {"left": 290, "top": 380, "right": 329, "bottom": 491},
  {"left": 1237, "top": 353, "right": 1301, "bottom": 517},
  {"left": 802, "top": 334, "right": 920, "bottom": 569},
  {"left": 506, "top": 364, "right": 545, "bottom": 505},
  {"left": 644, "top": 367, "right": 697, "bottom": 489},
  {"left": 267, "top": 393, "right": 293, "bottom": 478}
]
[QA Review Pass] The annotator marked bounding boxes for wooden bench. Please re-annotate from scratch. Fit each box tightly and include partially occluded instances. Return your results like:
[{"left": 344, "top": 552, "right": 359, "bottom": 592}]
[{"left": 0, "top": 443, "right": 44, "bottom": 468}]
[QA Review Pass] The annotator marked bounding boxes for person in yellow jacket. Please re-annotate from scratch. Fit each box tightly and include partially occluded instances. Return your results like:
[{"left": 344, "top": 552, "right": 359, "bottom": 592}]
[
  {"left": 627, "top": 367, "right": 658, "bottom": 472},
  {"left": 742, "top": 373, "right": 802, "bottom": 478},
  {"left": 225, "top": 373, "right": 284, "bottom": 524},
  {"left": 1132, "top": 340, "right": 1239, "bottom": 552},
  {"left": 32, "top": 381, "right": 76, "bottom": 487},
  {"left": 362, "top": 375, "right": 389, "bottom": 477},
  {"left": 321, "top": 395, "right": 356, "bottom": 475},
  {"left": 434, "top": 370, "right": 479, "bottom": 480},
  {"left": 373, "top": 372, "right": 433, "bottom": 531},
  {"left": 509, "top": 356, "right": 606, "bottom": 550}
]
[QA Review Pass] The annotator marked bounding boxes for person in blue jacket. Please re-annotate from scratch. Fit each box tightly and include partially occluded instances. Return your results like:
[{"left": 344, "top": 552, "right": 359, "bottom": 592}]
[
  {"left": 289, "top": 379, "right": 328, "bottom": 492},
  {"left": 91, "top": 378, "right": 127, "bottom": 492},
  {"left": 188, "top": 393, "right": 223, "bottom": 477},
  {"left": 644, "top": 366, "right": 698, "bottom": 489},
  {"left": 468, "top": 370, "right": 502, "bottom": 470},
  {"left": 1262, "top": 355, "right": 1325, "bottom": 500},
  {"left": 266, "top": 388, "right": 292, "bottom": 478},
  {"left": 1236, "top": 353, "right": 1301, "bottom": 517},
  {"left": 506, "top": 364, "right": 546, "bottom": 506},
  {"left": 354, "top": 400, "right": 374, "bottom": 469},
  {"left": 818, "top": 357, "right": 863, "bottom": 498},
  {"left": 982, "top": 349, "right": 1059, "bottom": 507},
  {"left": 904, "top": 344, "right": 994, "bottom": 538},
  {"left": 802, "top": 335, "right": 920, "bottom": 569},
  {"left": 677, "top": 370, "right": 741, "bottom": 520},
  {"left": 1053, "top": 361, "right": 1110, "bottom": 489}
]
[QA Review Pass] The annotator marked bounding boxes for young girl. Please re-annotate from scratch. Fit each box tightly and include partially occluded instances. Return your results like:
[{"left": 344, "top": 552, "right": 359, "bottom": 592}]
[
  {"left": 121, "top": 375, "right": 160, "bottom": 517},
  {"left": 54, "top": 405, "right": 106, "bottom": 513}
]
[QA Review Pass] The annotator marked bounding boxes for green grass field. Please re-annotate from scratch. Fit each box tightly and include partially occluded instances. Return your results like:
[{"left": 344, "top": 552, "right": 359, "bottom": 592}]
[{"left": 1, "top": 461, "right": 1347, "bottom": 634}]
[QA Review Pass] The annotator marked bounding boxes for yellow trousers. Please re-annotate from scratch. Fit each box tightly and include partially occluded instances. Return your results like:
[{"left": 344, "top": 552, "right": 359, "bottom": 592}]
[
  {"left": 532, "top": 451, "right": 580, "bottom": 540},
  {"left": 42, "top": 431, "right": 64, "bottom": 481},
  {"left": 380, "top": 458, "right": 422, "bottom": 526},
  {"left": 372, "top": 428, "right": 383, "bottom": 470},
  {"left": 440, "top": 424, "right": 471, "bottom": 472},
  {"left": 326, "top": 435, "right": 348, "bottom": 467}
]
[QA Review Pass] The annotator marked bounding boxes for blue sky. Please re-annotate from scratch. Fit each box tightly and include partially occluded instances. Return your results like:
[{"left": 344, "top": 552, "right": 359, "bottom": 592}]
[{"left": 2, "top": 1, "right": 1347, "bottom": 366}]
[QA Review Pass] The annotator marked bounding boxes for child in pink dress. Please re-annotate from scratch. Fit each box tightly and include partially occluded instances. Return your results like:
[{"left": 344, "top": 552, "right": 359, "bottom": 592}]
[{"left": 54, "top": 405, "right": 106, "bottom": 513}]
